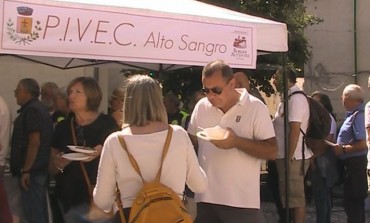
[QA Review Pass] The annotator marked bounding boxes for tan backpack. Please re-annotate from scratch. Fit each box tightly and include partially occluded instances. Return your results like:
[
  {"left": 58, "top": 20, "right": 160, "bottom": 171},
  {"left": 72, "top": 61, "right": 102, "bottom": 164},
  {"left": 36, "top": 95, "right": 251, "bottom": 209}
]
[{"left": 117, "top": 126, "right": 193, "bottom": 223}]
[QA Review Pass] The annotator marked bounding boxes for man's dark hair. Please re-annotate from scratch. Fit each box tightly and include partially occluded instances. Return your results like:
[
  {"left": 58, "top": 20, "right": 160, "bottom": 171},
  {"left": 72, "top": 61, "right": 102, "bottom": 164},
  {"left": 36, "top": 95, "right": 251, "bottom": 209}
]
[
  {"left": 311, "top": 91, "right": 336, "bottom": 120},
  {"left": 287, "top": 68, "right": 297, "bottom": 84},
  {"left": 164, "top": 91, "right": 180, "bottom": 108},
  {"left": 202, "top": 60, "right": 233, "bottom": 81},
  {"left": 19, "top": 78, "right": 40, "bottom": 98}
]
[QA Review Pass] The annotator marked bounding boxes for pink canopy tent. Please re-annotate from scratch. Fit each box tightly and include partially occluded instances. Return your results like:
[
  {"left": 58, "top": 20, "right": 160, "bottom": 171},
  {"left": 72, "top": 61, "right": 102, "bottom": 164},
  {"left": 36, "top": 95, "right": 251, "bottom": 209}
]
[{"left": 0, "top": 0, "right": 288, "bottom": 70}]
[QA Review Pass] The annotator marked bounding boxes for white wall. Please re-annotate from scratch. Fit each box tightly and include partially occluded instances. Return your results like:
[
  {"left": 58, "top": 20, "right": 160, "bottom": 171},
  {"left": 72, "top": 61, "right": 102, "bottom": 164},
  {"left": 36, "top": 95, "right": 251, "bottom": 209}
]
[{"left": 304, "top": 0, "right": 370, "bottom": 122}]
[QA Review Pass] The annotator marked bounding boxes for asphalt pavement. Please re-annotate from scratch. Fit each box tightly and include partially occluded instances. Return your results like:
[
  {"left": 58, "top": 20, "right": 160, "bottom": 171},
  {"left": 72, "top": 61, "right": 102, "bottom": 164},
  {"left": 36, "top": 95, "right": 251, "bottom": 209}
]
[{"left": 260, "top": 174, "right": 370, "bottom": 223}]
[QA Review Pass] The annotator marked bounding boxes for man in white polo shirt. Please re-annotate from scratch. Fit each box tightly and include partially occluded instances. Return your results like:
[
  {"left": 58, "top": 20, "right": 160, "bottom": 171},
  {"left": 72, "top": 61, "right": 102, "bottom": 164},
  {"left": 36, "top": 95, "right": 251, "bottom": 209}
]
[
  {"left": 188, "top": 60, "right": 277, "bottom": 223},
  {"left": 272, "top": 69, "right": 312, "bottom": 223}
]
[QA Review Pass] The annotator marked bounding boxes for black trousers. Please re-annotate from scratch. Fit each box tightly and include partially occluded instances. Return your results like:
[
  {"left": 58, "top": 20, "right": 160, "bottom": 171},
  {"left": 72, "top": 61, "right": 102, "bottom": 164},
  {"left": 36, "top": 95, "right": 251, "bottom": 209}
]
[
  {"left": 342, "top": 155, "right": 368, "bottom": 223},
  {"left": 195, "top": 202, "right": 265, "bottom": 223}
]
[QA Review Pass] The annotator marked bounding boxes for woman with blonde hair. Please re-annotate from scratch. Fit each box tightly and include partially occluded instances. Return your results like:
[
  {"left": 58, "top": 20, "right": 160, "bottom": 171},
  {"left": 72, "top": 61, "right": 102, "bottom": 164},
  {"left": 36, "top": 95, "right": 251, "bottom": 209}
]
[{"left": 93, "top": 75, "right": 207, "bottom": 222}]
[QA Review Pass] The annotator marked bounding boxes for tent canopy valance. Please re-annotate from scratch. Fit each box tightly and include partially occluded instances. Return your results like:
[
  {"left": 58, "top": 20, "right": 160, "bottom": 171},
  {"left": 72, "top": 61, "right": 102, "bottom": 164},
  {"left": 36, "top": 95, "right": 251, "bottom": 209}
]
[{"left": 0, "top": 0, "right": 288, "bottom": 70}]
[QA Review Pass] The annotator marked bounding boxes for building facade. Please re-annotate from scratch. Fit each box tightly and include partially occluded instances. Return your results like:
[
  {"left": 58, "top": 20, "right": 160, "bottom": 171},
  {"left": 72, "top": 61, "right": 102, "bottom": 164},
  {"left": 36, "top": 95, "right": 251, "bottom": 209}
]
[{"left": 304, "top": 0, "right": 370, "bottom": 122}]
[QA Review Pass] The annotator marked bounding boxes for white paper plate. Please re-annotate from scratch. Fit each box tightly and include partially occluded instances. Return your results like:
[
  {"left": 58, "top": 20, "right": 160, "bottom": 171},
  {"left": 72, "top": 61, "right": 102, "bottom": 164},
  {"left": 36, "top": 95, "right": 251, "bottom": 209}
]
[
  {"left": 62, "top": 153, "right": 91, "bottom": 161},
  {"left": 196, "top": 131, "right": 225, "bottom": 141},
  {"left": 67, "top": 145, "right": 95, "bottom": 154},
  {"left": 196, "top": 131, "right": 211, "bottom": 141}
]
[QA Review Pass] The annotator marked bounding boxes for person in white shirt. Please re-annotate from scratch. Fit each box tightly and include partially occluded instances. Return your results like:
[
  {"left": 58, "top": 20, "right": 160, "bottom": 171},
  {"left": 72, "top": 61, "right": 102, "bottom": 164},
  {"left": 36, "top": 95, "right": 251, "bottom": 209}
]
[
  {"left": 187, "top": 60, "right": 277, "bottom": 223},
  {"left": 365, "top": 76, "right": 370, "bottom": 176},
  {"left": 94, "top": 75, "right": 207, "bottom": 222},
  {"left": 0, "top": 96, "right": 12, "bottom": 223},
  {"left": 272, "top": 69, "right": 312, "bottom": 223}
]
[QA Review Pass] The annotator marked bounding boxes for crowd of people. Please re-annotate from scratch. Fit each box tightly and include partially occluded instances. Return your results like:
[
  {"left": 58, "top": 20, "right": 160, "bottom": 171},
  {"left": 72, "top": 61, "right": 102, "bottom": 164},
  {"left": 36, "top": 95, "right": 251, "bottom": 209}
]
[{"left": 0, "top": 59, "right": 369, "bottom": 223}]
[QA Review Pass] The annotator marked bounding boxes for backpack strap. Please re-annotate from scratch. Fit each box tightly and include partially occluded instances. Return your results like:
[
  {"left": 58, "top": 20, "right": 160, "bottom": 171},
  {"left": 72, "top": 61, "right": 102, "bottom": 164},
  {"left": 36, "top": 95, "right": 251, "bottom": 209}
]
[
  {"left": 117, "top": 125, "right": 173, "bottom": 183},
  {"left": 288, "top": 90, "right": 306, "bottom": 98},
  {"left": 115, "top": 182, "right": 127, "bottom": 223},
  {"left": 117, "top": 135, "right": 145, "bottom": 183},
  {"left": 288, "top": 91, "right": 308, "bottom": 136},
  {"left": 155, "top": 126, "right": 173, "bottom": 182}
]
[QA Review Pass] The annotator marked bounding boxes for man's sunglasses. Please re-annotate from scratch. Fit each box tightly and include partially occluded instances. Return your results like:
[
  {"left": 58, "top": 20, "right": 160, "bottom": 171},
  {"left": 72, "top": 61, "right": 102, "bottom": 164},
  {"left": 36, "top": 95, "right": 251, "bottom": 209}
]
[
  {"left": 201, "top": 86, "right": 224, "bottom": 95},
  {"left": 201, "top": 79, "right": 231, "bottom": 95}
]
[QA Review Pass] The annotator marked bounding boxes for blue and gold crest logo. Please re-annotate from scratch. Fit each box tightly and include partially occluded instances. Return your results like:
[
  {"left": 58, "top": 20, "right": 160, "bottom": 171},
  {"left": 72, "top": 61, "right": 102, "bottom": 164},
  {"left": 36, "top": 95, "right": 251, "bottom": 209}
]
[{"left": 6, "top": 6, "right": 42, "bottom": 45}]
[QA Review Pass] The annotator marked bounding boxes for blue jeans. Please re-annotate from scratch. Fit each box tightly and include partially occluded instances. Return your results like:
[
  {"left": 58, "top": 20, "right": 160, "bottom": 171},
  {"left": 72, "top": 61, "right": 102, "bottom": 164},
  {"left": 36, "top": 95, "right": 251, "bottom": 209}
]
[
  {"left": 311, "top": 150, "right": 338, "bottom": 223},
  {"left": 312, "top": 171, "right": 331, "bottom": 223},
  {"left": 21, "top": 172, "right": 49, "bottom": 223}
]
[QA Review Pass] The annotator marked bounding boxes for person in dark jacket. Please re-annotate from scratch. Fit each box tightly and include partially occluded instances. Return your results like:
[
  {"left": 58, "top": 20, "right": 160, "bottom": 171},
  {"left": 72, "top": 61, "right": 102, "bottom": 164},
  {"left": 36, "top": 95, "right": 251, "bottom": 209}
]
[{"left": 11, "top": 78, "right": 53, "bottom": 223}]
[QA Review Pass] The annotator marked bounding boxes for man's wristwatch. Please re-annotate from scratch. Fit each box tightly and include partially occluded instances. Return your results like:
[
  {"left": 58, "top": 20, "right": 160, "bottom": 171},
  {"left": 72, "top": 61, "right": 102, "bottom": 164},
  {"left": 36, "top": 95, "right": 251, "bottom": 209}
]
[
  {"left": 339, "top": 144, "right": 347, "bottom": 153},
  {"left": 55, "top": 164, "right": 64, "bottom": 173},
  {"left": 21, "top": 169, "right": 31, "bottom": 174}
]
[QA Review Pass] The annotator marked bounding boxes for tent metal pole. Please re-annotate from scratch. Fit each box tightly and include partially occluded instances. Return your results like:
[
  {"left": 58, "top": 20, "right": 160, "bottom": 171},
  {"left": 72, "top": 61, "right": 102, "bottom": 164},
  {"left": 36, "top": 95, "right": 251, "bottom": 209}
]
[
  {"left": 353, "top": 0, "right": 358, "bottom": 83},
  {"left": 158, "top": 63, "right": 164, "bottom": 80},
  {"left": 282, "top": 53, "right": 290, "bottom": 223}
]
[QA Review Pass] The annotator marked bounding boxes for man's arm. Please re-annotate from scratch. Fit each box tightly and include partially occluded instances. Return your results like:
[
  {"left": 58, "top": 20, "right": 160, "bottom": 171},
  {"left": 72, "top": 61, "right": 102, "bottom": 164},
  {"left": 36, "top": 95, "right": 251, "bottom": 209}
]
[
  {"left": 332, "top": 139, "right": 367, "bottom": 155},
  {"left": 338, "top": 110, "right": 367, "bottom": 154},
  {"left": 288, "top": 121, "right": 301, "bottom": 160},
  {"left": 23, "top": 131, "right": 41, "bottom": 171},
  {"left": 345, "top": 139, "right": 367, "bottom": 153},
  {"left": 234, "top": 137, "right": 277, "bottom": 160},
  {"left": 21, "top": 131, "right": 40, "bottom": 190},
  {"left": 209, "top": 128, "right": 277, "bottom": 160}
]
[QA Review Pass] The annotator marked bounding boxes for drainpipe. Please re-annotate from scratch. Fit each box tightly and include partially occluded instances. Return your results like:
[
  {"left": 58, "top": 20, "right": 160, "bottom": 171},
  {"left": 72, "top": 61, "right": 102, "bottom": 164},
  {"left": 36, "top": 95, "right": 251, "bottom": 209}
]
[{"left": 353, "top": 0, "right": 358, "bottom": 83}]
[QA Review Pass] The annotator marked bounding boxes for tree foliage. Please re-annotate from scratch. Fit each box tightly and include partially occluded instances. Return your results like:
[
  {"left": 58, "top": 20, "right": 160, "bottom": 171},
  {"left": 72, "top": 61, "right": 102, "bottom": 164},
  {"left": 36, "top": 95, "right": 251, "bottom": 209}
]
[
  {"left": 161, "top": 67, "right": 203, "bottom": 111},
  {"left": 202, "top": 0, "right": 322, "bottom": 70},
  {"left": 161, "top": 0, "right": 322, "bottom": 103}
]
